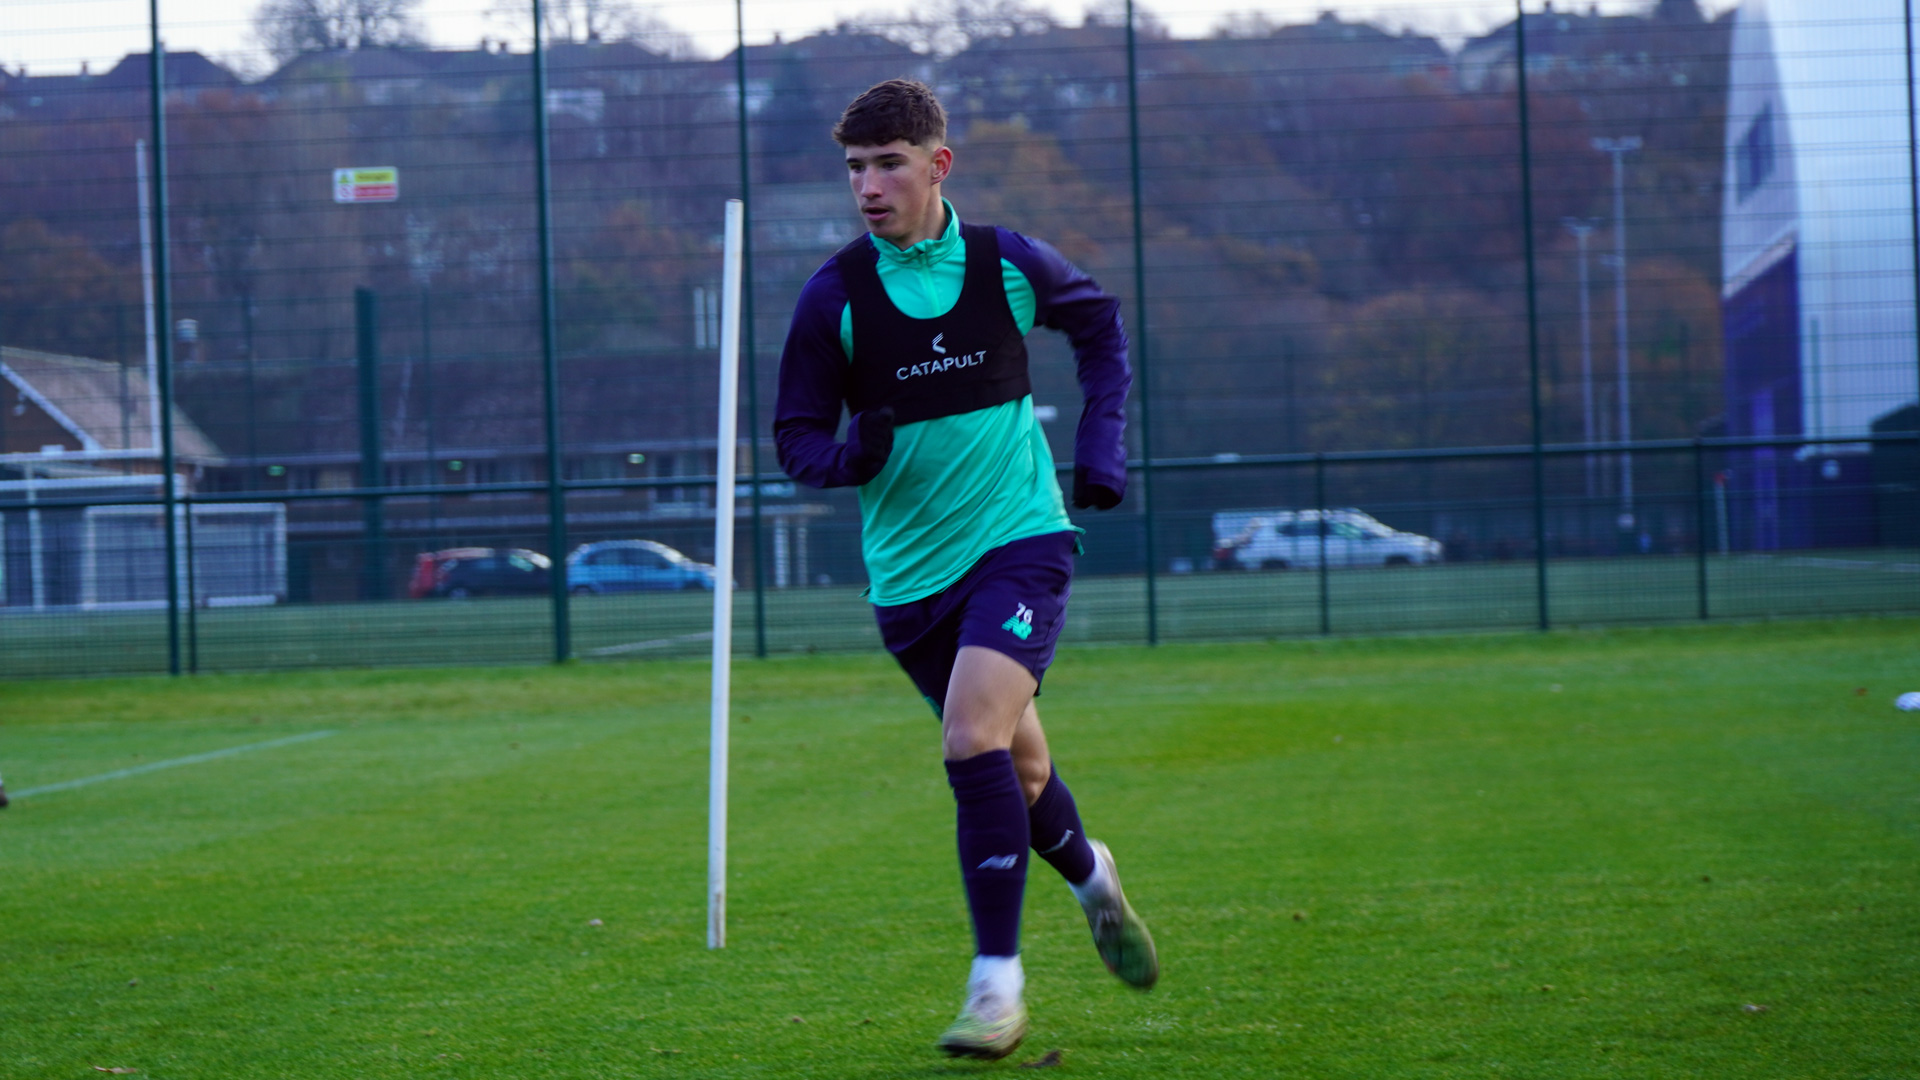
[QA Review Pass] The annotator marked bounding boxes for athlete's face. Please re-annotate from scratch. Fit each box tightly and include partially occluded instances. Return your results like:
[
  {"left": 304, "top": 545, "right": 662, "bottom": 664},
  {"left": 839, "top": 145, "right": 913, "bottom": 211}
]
[{"left": 845, "top": 139, "right": 952, "bottom": 249}]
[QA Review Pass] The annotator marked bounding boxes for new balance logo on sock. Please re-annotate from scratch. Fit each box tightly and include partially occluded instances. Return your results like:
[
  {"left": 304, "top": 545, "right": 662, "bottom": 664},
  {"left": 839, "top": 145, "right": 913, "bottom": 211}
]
[
  {"left": 977, "top": 854, "right": 1019, "bottom": 870},
  {"left": 1000, "top": 603, "right": 1035, "bottom": 641},
  {"left": 1038, "top": 828, "right": 1075, "bottom": 856}
]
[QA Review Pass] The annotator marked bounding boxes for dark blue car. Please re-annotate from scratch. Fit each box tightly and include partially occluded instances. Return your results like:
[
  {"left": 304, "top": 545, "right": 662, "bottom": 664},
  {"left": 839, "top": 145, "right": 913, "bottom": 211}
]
[{"left": 566, "top": 540, "right": 717, "bottom": 594}]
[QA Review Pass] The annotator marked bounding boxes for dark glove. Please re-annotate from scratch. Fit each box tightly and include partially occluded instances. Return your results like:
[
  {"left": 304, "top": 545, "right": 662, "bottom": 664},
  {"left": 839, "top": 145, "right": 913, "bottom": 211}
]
[
  {"left": 1072, "top": 465, "right": 1122, "bottom": 510},
  {"left": 846, "top": 406, "right": 896, "bottom": 485}
]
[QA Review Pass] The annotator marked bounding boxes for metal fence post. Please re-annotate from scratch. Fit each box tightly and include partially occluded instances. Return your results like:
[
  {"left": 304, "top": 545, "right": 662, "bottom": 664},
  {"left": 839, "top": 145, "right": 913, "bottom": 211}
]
[
  {"left": 1516, "top": 0, "right": 1551, "bottom": 631},
  {"left": 355, "top": 287, "right": 386, "bottom": 602},
  {"left": 1693, "top": 438, "right": 1709, "bottom": 619},
  {"left": 1125, "top": 0, "right": 1159, "bottom": 645},
  {"left": 147, "top": 0, "right": 181, "bottom": 676},
  {"left": 1315, "top": 454, "right": 1330, "bottom": 635},
  {"left": 422, "top": 284, "right": 439, "bottom": 538},
  {"left": 533, "top": 0, "right": 572, "bottom": 662},
  {"left": 184, "top": 497, "right": 199, "bottom": 672},
  {"left": 736, "top": 0, "right": 767, "bottom": 659}
]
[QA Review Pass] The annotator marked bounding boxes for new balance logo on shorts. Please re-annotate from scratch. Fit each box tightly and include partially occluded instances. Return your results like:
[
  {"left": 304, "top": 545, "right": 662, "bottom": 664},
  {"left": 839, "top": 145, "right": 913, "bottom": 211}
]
[
  {"left": 977, "top": 854, "right": 1019, "bottom": 870},
  {"left": 1001, "top": 603, "right": 1035, "bottom": 641}
]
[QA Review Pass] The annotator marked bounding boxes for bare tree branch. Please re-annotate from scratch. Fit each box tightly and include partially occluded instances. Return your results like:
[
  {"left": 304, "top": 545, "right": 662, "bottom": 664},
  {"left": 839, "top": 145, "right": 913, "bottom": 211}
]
[
  {"left": 840, "top": 0, "right": 1058, "bottom": 58},
  {"left": 486, "top": 0, "right": 696, "bottom": 56},
  {"left": 252, "top": 0, "right": 425, "bottom": 62},
  {"left": 1081, "top": 0, "right": 1167, "bottom": 38}
]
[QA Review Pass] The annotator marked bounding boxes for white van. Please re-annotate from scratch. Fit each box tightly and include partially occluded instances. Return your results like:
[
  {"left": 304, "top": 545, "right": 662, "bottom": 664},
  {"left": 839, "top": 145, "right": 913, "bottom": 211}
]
[{"left": 1211, "top": 508, "right": 1443, "bottom": 570}]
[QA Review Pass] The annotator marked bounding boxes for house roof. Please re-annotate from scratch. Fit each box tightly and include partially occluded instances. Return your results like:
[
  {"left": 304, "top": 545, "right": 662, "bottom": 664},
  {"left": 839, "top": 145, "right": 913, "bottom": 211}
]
[
  {"left": 96, "top": 51, "right": 243, "bottom": 92},
  {"left": 0, "top": 347, "right": 221, "bottom": 461}
]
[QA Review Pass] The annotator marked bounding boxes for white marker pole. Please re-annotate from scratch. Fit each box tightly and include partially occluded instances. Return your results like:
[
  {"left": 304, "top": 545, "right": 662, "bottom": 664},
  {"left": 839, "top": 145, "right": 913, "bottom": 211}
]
[{"left": 708, "top": 198, "right": 745, "bottom": 950}]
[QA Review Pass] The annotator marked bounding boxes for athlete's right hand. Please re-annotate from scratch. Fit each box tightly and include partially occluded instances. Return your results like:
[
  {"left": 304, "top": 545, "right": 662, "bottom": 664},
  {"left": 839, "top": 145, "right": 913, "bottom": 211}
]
[
  {"left": 846, "top": 406, "right": 896, "bottom": 484},
  {"left": 1072, "top": 465, "right": 1123, "bottom": 510}
]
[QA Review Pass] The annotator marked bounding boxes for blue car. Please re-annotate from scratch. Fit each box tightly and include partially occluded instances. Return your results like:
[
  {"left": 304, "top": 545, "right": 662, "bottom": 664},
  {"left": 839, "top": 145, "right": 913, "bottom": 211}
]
[{"left": 566, "top": 540, "right": 717, "bottom": 594}]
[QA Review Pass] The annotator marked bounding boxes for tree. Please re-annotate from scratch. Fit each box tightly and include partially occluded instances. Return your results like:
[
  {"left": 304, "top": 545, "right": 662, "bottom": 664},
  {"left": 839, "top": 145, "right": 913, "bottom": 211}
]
[
  {"left": 0, "top": 218, "right": 138, "bottom": 362},
  {"left": 486, "top": 0, "right": 694, "bottom": 54},
  {"left": 252, "top": 0, "right": 424, "bottom": 62},
  {"left": 1314, "top": 288, "right": 1529, "bottom": 452},
  {"left": 844, "top": 0, "right": 1057, "bottom": 58},
  {"left": 1080, "top": 0, "right": 1167, "bottom": 37},
  {"left": 1210, "top": 11, "right": 1283, "bottom": 39}
]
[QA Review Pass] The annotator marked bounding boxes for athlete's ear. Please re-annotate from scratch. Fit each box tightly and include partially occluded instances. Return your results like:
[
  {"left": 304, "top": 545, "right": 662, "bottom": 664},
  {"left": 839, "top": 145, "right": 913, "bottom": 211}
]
[{"left": 930, "top": 145, "right": 953, "bottom": 184}]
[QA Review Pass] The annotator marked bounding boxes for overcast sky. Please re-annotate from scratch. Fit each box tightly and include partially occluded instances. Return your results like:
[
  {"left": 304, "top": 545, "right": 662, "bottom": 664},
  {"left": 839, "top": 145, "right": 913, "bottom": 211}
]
[{"left": 8, "top": 0, "right": 1737, "bottom": 77}]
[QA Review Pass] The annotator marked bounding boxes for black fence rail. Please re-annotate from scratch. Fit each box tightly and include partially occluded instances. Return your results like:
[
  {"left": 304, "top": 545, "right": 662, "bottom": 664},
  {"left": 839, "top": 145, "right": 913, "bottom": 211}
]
[{"left": 3, "top": 431, "right": 1914, "bottom": 678}]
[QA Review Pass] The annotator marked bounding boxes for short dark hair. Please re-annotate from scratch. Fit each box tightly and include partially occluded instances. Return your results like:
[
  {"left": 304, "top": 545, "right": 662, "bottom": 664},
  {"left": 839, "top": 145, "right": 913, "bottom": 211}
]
[{"left": 833, "top": 79, "right": 948, "bottom": 148}]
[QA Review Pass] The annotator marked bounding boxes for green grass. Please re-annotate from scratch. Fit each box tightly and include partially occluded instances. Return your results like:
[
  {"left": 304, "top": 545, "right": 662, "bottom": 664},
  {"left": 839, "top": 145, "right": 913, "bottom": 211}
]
[
  {"left": 2, "top": 619, "right": 1917, "bottom": 1077},
  {"left": 4, "top": 549, "right": 1918, "bottom": 678}
]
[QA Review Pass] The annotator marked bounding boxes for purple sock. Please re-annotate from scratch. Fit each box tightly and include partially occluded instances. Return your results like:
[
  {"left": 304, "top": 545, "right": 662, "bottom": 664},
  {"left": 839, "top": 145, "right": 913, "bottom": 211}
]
[
  {"left": 945, "top": 750, "right": 1029, "bottom": 957},
  {"left": 1027, "top": 766, "right": 1098, "bottom": 886}
]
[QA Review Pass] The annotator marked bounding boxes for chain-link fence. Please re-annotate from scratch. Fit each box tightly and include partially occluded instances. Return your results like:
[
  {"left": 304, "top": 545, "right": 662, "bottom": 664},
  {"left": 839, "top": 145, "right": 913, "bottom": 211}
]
[{"left": 2, "top": 0, "right": 1916, "bottom": 677}]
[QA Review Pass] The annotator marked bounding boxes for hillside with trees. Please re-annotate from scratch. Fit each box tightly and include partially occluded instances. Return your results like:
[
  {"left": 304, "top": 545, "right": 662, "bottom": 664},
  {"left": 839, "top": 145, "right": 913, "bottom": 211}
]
[{"left": 0, "top": 1, "right": 1730, "bottom": 477}]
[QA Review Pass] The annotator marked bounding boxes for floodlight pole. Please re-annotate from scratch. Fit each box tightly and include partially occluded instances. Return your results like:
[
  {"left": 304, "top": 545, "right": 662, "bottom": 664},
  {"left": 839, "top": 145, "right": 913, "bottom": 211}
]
[
  {"left": 709, "top": 199, "right": 745, "bottom": 950},
  {"left": 1594, "top": 135, "right": 1642, "bottom": 535},
  {"left": 1563, "top": 217, "right": 1599, "bottom": 498},
  {"left": 135, "top": 141, "right": 161, "bottom": 456}
]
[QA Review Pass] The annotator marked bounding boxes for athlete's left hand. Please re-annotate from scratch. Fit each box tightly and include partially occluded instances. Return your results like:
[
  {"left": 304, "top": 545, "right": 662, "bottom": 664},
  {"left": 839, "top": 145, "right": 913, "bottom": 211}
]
[
  {"left": 846, "top": 406, "right": 896, "bottom": 485},
  {"left": 1072, "top": 465, "right": 1122, "bottom": 510}
]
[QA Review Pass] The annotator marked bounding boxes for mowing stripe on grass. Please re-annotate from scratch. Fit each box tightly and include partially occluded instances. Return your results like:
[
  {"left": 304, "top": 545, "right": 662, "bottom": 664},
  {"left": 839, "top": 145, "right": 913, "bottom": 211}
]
[
  {"left": 10, "top": 730, "right": 338, "bottom": 800},
  {"left": 585, "top": 631, "right": 712, "bottom": 657}
]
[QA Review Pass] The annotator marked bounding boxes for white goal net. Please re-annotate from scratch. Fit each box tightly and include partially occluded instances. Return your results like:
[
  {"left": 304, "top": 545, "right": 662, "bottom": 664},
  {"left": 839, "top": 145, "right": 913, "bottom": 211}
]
[{"left": 81, "top": 503, "right": 286, "bottom": 610}]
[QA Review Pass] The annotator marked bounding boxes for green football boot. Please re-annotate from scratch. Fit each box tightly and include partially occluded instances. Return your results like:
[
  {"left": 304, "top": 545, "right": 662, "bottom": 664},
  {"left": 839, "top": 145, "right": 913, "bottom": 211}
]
[
  {"left": 1083, "top": 839, "right": 1159, "bottom": 990},
  {"left": 936, "top": 990, "right": 1029, "bottom": 1060}
]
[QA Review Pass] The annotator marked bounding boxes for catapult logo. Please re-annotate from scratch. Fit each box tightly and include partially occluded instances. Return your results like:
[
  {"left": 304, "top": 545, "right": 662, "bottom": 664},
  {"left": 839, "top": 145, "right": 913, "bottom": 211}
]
[{"left": 897, "top": 333, "right": 988, "bottom": 381}]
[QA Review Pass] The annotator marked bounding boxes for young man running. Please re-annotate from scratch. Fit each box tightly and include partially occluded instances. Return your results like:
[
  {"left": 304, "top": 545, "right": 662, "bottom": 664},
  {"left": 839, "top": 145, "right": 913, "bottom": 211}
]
[{"left": 774, "top": 79, "right": 1157, "bottom": 1059}]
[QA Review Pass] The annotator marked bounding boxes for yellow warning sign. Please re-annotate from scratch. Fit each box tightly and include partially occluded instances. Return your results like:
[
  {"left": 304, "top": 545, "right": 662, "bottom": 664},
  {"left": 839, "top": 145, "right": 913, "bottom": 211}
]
[{"left": 333, "top": 167, "right": 399, "bottom": 203}]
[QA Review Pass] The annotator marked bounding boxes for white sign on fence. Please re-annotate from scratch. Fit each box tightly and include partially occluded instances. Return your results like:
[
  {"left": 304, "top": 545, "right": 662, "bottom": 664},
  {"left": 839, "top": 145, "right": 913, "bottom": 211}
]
[{"left": 333, "top": 167, "right": 399, "bottom": 203}]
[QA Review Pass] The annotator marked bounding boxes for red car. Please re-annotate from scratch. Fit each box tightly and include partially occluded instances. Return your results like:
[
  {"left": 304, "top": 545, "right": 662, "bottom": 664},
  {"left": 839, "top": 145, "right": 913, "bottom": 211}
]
[
  {"left": 410, "top": 548, "right": 487, "bottom": 598},
  {"left": 408, "top": 547, "right": 551, "bottom": 599}
]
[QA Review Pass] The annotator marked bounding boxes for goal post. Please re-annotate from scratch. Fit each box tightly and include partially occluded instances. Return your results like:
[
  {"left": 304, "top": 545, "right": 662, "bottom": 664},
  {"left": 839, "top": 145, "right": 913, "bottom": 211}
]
[{"left": 80, "top": 502, "right": 287, "bottom": 610}]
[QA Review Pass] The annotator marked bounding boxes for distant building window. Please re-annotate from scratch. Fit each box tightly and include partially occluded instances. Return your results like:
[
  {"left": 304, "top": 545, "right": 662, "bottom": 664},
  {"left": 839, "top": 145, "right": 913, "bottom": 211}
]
[
  {"left": 565, "top": 456, "right": 622, "bottom": 481},
  {"left": 1737, "top": 105, "right": 1776, "bottom": 202}
]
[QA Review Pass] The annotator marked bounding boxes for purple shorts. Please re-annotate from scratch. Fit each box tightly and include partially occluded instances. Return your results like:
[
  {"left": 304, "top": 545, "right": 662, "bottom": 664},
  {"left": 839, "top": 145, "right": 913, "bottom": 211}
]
[{"left": 873, "top": 530, "right": 1079, "bottom": 718}]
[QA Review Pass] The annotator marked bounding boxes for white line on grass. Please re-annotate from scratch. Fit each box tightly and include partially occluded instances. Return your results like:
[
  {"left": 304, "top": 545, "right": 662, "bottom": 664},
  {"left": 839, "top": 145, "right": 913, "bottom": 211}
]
[
  {"left": 1778, "top": 556, "right": 1920, "bottom": 573},
  {"left": 586, "top": 631, "right": 712, "bottom": 657},
  {"left": 9, "top": 730, "right": 338, "bottom": 800}
]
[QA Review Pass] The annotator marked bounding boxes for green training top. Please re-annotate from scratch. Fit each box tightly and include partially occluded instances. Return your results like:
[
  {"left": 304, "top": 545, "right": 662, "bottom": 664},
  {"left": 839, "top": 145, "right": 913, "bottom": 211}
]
[{"left": 840, "top": 201, "right": 1073, "bottom": 606}]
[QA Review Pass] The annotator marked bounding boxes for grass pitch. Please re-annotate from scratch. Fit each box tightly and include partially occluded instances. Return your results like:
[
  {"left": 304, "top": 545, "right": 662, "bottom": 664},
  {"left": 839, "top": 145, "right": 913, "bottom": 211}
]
[{"left": 1, "top": 619, "right": 1916, "bottom": 1078}]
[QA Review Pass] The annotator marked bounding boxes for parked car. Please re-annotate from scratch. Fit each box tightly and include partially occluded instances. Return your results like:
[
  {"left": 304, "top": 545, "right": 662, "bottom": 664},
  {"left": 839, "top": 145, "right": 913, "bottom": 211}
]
[
  {"left": 410, "top": 548, "right": 487, "bottom": 598},
  {"left": 410, "top": 547, "right": 552, "bottom": 598},
  {"left": 1211, "top": 509, "right": 1443, "bottom": 570},
  {"left": 566, "top": 540, "right": 718, "bottom": 594}
]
